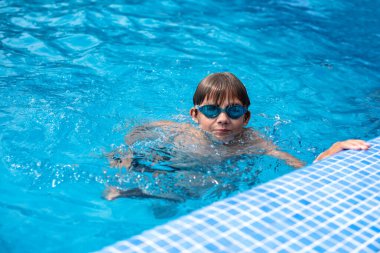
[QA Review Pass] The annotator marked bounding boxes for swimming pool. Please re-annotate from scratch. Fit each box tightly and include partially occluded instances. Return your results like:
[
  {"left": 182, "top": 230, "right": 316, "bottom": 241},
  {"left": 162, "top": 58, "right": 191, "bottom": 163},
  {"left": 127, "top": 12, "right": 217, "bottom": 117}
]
[{"left": 0, "top": 0, "right": 379, "bottom": 252}]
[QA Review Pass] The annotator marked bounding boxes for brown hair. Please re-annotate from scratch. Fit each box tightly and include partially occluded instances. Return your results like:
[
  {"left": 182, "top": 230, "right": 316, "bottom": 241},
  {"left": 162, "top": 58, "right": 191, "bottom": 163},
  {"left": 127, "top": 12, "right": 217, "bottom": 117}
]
[{"left": 193, "top": 72, "right": 250, "bottom": 107}]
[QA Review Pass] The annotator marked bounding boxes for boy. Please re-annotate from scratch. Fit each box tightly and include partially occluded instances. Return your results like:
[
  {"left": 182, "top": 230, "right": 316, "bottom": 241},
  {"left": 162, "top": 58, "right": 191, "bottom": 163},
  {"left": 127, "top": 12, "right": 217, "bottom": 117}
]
[{"left": 104, "top": 72, "right": 370, "bottom": 201}]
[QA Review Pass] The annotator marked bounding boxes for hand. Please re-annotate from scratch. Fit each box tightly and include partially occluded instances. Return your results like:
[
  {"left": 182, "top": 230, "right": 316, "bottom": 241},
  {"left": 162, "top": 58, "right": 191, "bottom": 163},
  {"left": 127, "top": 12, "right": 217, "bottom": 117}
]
[
  {"left": 102, "top": 186, "right": 121, "bottom": 201},
  {"left": 107, "top": 148, "right": 133, "bottom": 169},
  {"left": 314, "top": 139, "right": 370, "bottom": 162},
  {"left": 109, "top": 156, "right": 132, "bottom": 168}
]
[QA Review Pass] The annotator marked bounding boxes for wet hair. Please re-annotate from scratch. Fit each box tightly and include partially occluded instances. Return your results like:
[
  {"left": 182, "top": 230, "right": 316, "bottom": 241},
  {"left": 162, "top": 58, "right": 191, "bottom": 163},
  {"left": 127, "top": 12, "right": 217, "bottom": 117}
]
[{"left": 193, "top": 72, "right": 250, "bottom": 107}]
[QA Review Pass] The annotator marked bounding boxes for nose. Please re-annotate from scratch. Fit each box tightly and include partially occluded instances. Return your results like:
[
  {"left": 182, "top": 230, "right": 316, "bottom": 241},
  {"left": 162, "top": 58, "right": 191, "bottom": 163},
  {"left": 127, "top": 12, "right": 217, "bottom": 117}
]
[{"left": 216, "top": 111, "right": 230, "bottom": 124}]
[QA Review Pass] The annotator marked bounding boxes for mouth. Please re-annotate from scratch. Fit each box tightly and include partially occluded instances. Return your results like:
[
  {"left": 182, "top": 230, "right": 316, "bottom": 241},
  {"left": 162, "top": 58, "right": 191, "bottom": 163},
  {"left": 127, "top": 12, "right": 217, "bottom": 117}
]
[{"left": 213, "top": 129, "right": 231, "bottom": 135}]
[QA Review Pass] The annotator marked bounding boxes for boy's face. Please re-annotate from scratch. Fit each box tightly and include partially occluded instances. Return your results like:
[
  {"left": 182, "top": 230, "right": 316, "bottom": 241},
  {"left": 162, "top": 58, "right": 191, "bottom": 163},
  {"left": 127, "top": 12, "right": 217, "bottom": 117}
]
[{"left": 190, "top": 97, "right": 250, "bottom": 142}]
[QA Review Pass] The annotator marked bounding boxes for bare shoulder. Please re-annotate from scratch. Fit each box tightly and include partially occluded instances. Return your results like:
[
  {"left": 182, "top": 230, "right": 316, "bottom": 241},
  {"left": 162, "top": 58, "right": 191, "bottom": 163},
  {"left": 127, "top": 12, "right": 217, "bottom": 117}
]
[
  {"left": 148, "top": 120, "right": 182, "bottom": 128},
  {"left": 124, "top": 120, "right": 179, "bottom": 145},
  {"left": 124, "top": 121, "right": 199, "bottom": 145},
  {"left": 241, "top": 128, "right": 268, "bottom": 145},
  {"left": 174, "top": 124, "right": 209, "bottom": 146},
  {"left": 235, "top": 128, "right": 279, "bottom": 154}
]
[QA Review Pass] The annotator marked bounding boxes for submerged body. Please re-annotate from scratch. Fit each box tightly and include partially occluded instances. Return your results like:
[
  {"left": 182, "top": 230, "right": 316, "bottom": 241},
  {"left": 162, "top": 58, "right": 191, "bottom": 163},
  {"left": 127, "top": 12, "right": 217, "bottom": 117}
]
[
  {"left": 124, "top": 121, "right": 304, "bottom": 167},
  {"left": 105, "top": 121, "right": 302, "bottom": 201}
]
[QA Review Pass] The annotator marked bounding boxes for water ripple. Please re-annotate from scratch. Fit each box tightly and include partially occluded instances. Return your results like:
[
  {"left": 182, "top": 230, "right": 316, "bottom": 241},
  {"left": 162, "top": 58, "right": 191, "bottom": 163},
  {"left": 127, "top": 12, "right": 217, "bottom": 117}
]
[
  {"left": 55, "top": 33, "right": 101, "bottom": 51},
  {"left": 10, "top": 17, "right": 39, "bottom": 29},
  {"left": 48, "top": 10, "right": 86, "bottom": 27},
  {"left": 2, "top": 32, "right": 64, "bottom": 60}
]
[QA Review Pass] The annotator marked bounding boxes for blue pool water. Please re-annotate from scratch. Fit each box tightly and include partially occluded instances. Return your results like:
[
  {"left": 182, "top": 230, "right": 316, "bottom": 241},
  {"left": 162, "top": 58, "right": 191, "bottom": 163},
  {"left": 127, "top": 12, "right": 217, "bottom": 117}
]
[{"left": 0, "top": 0, "right": 379, "bottom": 252}]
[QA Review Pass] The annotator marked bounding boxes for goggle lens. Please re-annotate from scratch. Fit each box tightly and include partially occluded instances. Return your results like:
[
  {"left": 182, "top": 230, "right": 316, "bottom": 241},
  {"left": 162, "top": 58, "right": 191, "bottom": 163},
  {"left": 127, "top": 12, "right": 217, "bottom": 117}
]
[{"left": 197, "top": 105, "right": 247, "bottom": 119}]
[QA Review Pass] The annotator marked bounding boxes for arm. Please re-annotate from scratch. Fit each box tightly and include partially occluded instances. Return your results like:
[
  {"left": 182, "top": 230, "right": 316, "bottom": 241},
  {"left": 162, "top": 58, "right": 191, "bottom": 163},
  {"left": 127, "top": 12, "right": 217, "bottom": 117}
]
[
  {"left": 314, "top": 139, "right": 370, "bottom": 162},
  {"left": 266, "top": 149, "right": 305, "bottom": 169},
  {"left": 245, "top": 129, "right": 305, "bottom": 169},
  {"left": 103, "top": 186, "right": 183, "bottom": 202},
  {"left": 109, "top": 121, "right": 182, "bottom": 170}
]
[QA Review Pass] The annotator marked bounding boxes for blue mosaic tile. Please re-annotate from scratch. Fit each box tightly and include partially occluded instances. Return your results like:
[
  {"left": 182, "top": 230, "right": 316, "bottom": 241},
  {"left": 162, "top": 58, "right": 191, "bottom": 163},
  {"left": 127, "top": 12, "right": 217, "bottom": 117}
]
[
  {"left": 167, "top": 247, "right": 180, "bottom": 253},
  {"left": 368, "top": 244, "right": 379, "bottom": 252},
  {"left": 253, "top": 247, "right": 268, "bottom": 253},
  {"left": 313, "top": 245, "right": 327, "bottom": 252},
  {"left": 204, "top": 243, "right": 218, "bottom": 251},
  {"left": 98, "top": 136, "right": 380, "bottom": 253}
]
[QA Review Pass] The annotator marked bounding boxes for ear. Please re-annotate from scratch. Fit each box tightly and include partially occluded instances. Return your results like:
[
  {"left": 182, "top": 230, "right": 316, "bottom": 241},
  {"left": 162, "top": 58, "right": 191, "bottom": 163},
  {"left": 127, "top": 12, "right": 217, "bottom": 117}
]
[
  {"left": 243, "top": 111, "right": 251, "bottom": 126},
  {"left": 190, "top": 108, "right": 199, "bottom": 123}
]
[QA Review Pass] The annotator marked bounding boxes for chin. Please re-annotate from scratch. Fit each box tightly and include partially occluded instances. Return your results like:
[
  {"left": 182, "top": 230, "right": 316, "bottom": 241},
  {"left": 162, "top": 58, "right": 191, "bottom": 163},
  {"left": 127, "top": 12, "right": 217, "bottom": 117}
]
[{"left": 214, "top": 134, "right": 234, "bottom": 143}]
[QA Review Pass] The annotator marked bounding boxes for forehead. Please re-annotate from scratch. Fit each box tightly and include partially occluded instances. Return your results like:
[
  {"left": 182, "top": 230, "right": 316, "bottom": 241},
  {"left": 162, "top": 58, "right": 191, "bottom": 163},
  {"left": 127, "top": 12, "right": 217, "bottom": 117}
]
[{"left": 202, "top": 93, "right": 243, "bottom": 105}]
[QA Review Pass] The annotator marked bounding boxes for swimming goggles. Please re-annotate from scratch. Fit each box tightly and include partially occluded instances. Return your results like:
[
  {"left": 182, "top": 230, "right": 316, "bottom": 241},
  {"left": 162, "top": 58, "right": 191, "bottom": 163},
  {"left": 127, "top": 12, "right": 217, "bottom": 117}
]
[{"left": 195, "top": 104, "right": 248, "bottom": 119}]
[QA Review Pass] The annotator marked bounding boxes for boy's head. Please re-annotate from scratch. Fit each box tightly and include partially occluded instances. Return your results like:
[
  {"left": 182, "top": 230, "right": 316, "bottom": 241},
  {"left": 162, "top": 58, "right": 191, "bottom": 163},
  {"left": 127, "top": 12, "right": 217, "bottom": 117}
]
[
  {"left": 192, "top": 72, "right": 250, "bottom": 107},
  {"left": 190, "top": 72, "right": 251, "bottom": 142}
]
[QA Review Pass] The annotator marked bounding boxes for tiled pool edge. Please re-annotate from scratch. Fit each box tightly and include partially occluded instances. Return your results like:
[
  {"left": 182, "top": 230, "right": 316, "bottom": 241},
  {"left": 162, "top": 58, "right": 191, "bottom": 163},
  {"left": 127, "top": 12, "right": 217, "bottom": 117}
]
[{"left": 98, "top": 137, "right": 380, "bottom": 253}]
